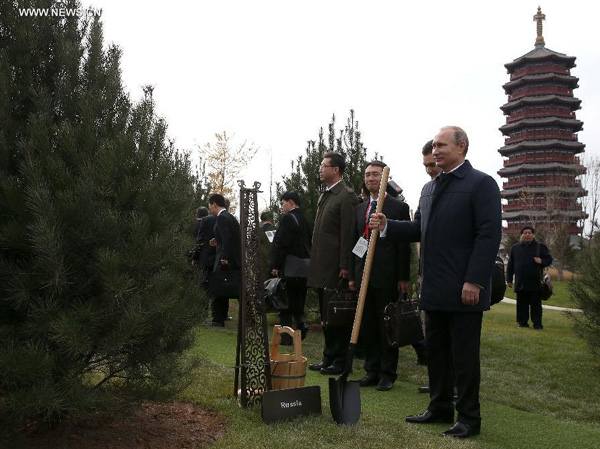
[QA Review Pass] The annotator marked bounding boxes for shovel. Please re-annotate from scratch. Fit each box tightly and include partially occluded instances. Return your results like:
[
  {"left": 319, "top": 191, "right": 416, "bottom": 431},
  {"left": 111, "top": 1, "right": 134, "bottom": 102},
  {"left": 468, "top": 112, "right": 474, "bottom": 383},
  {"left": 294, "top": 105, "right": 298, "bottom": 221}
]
[{"left": 329, "top": 166, "right": 390, "bottom": 425}]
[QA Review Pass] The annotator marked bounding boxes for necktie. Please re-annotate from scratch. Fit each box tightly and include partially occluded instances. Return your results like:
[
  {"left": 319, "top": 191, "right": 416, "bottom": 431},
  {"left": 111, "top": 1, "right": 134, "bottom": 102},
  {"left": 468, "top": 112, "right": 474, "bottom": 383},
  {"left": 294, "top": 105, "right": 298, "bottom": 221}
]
[{"left": 368, "top": 199, "right": 378, "bottom": 218}]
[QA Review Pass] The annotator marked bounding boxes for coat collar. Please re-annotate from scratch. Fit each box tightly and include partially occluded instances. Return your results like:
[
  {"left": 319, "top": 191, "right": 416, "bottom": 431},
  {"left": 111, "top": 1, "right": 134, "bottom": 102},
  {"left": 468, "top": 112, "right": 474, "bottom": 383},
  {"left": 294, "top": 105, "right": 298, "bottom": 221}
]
[
  {"left": 327, "top": 179, "right": 346, "bottom": 194},
  {"left": 444, "top": 159, "right": 472, "bottom": 179}
]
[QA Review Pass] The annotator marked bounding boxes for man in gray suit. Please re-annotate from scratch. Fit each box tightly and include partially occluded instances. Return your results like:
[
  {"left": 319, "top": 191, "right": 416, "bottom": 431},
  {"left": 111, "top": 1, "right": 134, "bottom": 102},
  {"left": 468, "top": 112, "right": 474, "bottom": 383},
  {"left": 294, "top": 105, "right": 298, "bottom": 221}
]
[{"left": 307, "top": 152, "right": 359, "bottom": 375}]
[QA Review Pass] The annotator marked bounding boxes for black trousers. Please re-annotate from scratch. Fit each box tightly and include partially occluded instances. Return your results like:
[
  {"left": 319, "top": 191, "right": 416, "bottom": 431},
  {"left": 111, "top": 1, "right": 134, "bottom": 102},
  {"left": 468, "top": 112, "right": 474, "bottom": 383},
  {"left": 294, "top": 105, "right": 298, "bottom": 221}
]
[
  {"left": 211, "top": 296, "right": 229, "bottom": 323},
  {"left": 279, "top": 277, "right": 307, "bottom": 329},
  {"left": 361, "top": 286, "right": 399, "bottom": 381},
  {"left": 318, "top": 288, "right": 351, "bottom": 368},
  {"left": 516, "top": 290, "right": 543, "bottom": 328},
  {"left": 425, "top": 310, "right": 483, "bottom": 428}
]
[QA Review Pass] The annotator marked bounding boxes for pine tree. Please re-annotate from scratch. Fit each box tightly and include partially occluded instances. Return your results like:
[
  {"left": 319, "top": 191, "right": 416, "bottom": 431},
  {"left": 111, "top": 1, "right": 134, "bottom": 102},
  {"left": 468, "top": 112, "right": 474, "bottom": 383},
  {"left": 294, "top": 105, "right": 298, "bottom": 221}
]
[
  {"left": 277, "top": 110, "right": 367, "bottom": 223},
  {"left": 0, "top": 0, "right": 206, "bottom": 429},
  {"left": 568, "top": 236, "right": 600, "bottom": 359}
]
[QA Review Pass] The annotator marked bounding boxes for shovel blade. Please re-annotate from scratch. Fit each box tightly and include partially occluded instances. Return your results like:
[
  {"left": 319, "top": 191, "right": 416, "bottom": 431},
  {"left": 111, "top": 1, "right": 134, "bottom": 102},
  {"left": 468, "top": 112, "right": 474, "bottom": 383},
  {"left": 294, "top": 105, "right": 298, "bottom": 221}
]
[{"left": 329, "top": 377, "right": 361, "bottom": 425}]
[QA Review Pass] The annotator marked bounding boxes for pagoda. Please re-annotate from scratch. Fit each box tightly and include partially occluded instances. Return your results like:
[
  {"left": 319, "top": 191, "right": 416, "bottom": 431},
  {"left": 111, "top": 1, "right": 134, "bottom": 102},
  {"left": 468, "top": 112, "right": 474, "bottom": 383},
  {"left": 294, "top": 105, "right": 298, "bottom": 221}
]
[{"left": 498, "top": 7, "right": 587, "bottom": 235}]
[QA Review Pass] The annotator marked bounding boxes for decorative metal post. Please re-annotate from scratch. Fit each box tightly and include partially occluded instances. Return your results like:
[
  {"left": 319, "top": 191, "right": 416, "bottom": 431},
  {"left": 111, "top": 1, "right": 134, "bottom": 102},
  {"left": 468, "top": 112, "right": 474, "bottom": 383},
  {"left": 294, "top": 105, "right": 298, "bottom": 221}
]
[{"left": 234, "top": 180, "right": 271, "bottom": 407}]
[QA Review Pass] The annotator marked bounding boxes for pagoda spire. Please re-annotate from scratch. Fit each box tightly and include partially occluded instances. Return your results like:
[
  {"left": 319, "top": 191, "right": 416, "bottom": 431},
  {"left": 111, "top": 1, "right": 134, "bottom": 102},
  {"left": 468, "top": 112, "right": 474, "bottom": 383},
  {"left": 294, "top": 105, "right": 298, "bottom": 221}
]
[{"left": 533, "top": 6, "right": 546, "bottom": 47}]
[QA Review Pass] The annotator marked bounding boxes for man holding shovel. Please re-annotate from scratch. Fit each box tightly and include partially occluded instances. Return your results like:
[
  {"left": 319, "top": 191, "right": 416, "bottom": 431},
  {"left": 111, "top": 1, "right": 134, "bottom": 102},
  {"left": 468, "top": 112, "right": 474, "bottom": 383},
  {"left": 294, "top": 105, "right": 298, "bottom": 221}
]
[
  {"left": 348, "top": 160, "right": 411, "bottom": 391},
  {"left": 370, "top": 126, "right": 501, "bottom": 438}
]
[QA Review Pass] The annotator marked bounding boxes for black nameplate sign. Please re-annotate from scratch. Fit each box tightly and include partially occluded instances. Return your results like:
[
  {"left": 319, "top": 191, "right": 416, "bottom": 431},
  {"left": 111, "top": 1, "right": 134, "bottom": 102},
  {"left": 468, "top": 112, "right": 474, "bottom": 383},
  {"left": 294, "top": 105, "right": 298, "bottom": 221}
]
[{"left": 261, "top": 386, "right": 321, "bottom": 423}]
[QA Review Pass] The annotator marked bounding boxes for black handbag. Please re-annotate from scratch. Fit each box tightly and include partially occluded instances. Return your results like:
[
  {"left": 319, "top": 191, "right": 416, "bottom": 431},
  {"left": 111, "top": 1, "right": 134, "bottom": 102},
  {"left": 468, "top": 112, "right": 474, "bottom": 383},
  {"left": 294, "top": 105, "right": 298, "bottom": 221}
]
[
  {"left": 537, "top": 243, "right": 553, "bottom": 301},
  {"left": 264, "top": 277, "right": 289, "bottom": 310},
  {"left": 322, "top": 282, "right": 357, "bottom": 328},
  {"left": 208, "top": 269, "right": 241, "bottom": 298},
  {"left": 284, "top": 255, "right": 310, "bottom": 278},
  {"left": 383, "top": 295, "right": 424, "bottom": 348},
  {"left": 539, "top": 274, "right": 553, "bottom": 301}
]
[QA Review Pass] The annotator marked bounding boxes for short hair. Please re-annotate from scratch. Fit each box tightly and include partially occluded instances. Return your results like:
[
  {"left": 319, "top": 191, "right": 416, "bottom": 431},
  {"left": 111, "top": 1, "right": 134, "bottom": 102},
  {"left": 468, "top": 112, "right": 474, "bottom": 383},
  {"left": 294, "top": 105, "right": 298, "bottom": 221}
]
[
  {"left": 365, "top": 160, "right": 386, "bottom": 170},
  {"left": 422, "top": 139, "right": 434, "bottom": 156},
  {"left": 441, "top": 126, "right": 469, "bottom": 155},
  {"left": 224, "top": 198, "right": 230, "bottom": 210},
  {"left": 208, "top": 193, "right": 226, "bottom": 208},
  {"left": 281, "top": 191, "right": 302, "bottom": 207},
  {"left": 260, "top": 211, "right": 273, "bottom": 222},
  {"left": 323, "top": 151, "right": 346, "bottom": 173},
  {"left": 520, "top": 225, "right": 535, "bottom": 235},
  {"left": 197, "top": 207, "right": 209, "bottom": 218}
]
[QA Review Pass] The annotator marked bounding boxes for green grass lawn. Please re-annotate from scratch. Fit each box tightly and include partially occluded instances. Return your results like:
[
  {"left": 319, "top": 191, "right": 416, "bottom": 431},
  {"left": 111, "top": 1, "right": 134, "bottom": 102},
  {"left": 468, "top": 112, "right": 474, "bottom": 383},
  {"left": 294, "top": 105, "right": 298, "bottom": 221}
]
[
  {"left": 504, "top": 280, "right": 577, "bottom": 309},
  {"left": 183, "top": 303, "right": 600, "bottom": 449}
]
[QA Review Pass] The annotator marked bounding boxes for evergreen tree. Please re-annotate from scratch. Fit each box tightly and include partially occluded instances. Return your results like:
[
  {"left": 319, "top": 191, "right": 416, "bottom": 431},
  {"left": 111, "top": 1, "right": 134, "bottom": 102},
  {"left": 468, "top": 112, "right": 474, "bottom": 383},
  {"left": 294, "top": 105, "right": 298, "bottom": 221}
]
[
  {"left": 0, "top": 0, "right": 206, "bottom": 429},
  {"left": 568, "top": 236, "right": 600, "bottom": 359},
  {"left": 277, "top": 110, "right": 367, "bottom": 223}
]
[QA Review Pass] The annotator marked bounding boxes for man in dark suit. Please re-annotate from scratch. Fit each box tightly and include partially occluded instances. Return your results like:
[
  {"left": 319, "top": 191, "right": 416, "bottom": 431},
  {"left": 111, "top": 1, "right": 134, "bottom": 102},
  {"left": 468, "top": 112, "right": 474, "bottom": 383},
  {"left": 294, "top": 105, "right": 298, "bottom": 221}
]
[
  {"left": 208, "top": 193, "right": 241, "bottom": 327},
  {"left": 348, "top": 161, "right": 411, "bottom": 391},
  {"left": 307, "top": 152, "right": 359, "bottom": 375},
  {"left": 270, "top": 191, "right": 313, "bottom": 344},
  {"left": 507, "top": 225, "right": 553, "bottom": 329},
  {"left": 370, "top": 126, "right": 501, "bottom": 438},
  {"left": 192, "top": 206, "right": 217, "bottom": 295}
]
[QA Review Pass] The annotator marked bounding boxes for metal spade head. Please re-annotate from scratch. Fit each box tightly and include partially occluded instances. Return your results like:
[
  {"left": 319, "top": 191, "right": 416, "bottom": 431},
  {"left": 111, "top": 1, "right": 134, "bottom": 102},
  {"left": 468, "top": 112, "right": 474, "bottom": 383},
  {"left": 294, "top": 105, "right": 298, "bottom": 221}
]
[{"left": 329, "top": 377, "right": 360, "bottom": 425}]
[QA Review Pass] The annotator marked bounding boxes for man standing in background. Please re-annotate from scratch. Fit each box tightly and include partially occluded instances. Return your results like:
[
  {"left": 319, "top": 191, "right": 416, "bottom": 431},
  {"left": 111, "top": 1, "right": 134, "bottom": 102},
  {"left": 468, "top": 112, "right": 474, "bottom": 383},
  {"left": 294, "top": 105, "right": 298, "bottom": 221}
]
[
  {"left": 507, "top": 225, "right": 553, "bottom": 329},
  {"left": 348, "top": 160, "right": 412, "bottom": 391},
  {"left": 307, "top": 152, "right": 359, "bottom": 375},
  {"left": 208, "top": 193, "right": 241, "bottom": 327}
]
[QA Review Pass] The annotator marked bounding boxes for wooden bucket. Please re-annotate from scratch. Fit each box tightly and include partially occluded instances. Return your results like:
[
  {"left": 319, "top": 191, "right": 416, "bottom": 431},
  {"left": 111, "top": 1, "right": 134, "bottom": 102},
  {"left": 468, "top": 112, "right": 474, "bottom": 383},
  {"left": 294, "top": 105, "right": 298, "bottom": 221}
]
[{"left": 270, "top": 325, "right": 307, "bottom": 390}]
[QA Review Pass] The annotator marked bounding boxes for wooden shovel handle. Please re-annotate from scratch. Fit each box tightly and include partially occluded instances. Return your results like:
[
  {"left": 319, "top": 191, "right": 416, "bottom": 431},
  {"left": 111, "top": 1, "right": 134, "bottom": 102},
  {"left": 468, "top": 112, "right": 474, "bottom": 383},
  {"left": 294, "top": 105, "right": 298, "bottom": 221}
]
[{"left": 350, "top": 166, "right": 389, "bottom": 344}]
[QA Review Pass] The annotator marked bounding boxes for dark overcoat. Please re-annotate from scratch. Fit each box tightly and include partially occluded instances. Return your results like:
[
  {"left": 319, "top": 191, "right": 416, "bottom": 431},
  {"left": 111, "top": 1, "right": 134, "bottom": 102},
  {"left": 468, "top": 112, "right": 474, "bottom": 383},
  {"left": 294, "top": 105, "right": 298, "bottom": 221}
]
[
  {"left": 195, "top": 215, "right": 216, "bottom": 268},
  {"left": 506, "top": 239, "right": 552, "bottom": 292},
  {"left": 386, "top": 160, "right": 502, "bottom": 312},
  {"left": 270, "top": 209, "right": 312, "bottom": 272},
  {"left": 213, "top": 210, "right": 241, "bottom": 271},
  {"left": 348, "top": 195, "right": 411, "bottom": 289},
  {"left": 307, "top": 180, "right": 359, "bottom": 289}
]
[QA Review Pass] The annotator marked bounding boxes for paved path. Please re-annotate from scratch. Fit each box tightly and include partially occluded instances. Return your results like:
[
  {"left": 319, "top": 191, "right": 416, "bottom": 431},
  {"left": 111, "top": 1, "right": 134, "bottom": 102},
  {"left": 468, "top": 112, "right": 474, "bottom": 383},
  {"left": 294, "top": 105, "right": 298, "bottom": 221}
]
[{"left": 501, "top": 297, "right": 582, "bottom": 313}]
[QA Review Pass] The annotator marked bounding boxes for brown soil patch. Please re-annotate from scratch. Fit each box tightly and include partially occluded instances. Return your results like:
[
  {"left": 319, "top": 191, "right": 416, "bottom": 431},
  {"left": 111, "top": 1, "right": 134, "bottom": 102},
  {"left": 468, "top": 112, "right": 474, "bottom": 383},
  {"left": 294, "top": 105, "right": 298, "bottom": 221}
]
[{"left": 22, "top": 401, "right": 227, "bottom": 449}]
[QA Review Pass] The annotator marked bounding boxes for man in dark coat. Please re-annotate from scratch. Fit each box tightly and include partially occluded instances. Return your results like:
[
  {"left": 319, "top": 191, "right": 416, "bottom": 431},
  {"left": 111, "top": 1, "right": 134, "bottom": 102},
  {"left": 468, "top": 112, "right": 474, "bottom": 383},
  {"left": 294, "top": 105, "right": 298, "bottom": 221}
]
[
  {"left": 270, "top": 191, "right": 313, "bottom": 344},
  {"left": 208, "top": 193, "right": 241, "bottom": 326},
  {"left": 307, "top": 152, "right": 359, "bottom": 375},
  {"left": 506, "top": 225, "right": 553, "bottom": 329},
  {"left": 348, "top": 160, "right": 411, "bottom": 391},
  {"left": 192, "top": 206, "right": 216, "bottom": 293},
  {"left": 370, "top": 126, "right": 501, "bottom": 438}
]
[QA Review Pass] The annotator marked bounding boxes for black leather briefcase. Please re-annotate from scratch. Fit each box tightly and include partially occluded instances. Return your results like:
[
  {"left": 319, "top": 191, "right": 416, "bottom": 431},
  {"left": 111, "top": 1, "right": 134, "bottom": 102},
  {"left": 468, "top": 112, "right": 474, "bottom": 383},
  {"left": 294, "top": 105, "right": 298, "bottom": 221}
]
[
  {"left": 322, "top": 287, "right": 357, "bottom": 328},
  {"left": 383, "top": 295, "right": 424, "bottom": 348},
  {"left": 208, "top": 269, "right": 241, "bottom": 298}
]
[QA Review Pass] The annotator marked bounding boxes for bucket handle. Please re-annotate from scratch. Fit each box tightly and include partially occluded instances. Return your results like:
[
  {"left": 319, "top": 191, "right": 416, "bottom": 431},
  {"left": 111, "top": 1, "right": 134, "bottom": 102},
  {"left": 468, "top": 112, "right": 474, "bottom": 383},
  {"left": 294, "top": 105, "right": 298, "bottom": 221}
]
[{"left": 270, "top": 325, "right": 302, "bottom": 361}]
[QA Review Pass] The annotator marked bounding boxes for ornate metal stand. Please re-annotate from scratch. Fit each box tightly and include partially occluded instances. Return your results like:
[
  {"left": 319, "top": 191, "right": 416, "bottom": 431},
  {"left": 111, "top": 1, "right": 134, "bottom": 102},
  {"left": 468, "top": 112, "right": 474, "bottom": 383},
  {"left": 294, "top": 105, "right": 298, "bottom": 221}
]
[{"left": 234, "top": 181, "right": 271, "bottom": 407}]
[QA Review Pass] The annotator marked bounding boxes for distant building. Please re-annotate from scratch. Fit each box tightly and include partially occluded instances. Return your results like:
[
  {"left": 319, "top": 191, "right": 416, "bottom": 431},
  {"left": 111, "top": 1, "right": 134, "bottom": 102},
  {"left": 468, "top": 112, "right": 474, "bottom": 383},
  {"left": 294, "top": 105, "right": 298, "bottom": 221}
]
[{"left": 498, "top": 7, "right": 587, "bottom": 236}]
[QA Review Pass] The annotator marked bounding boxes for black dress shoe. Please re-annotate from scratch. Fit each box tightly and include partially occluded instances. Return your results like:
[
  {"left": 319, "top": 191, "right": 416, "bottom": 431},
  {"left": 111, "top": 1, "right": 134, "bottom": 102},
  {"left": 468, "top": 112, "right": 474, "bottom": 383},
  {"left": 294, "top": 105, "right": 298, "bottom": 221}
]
[
  {"left": 358, "top": 375, "right": 379, "bottom": 387},
  {"left": 319, "top": 365, "right": 344, "bottom": 375},
  {"left": 405, "top": 409, "right": 454, "bottom": 424},
  {"left": 418, "top": 386, "right": 430, "bottom": 393},
  {"left": 442, "top": 421, "right": 480, "bottom": 438},
  {"left": 376, "top": 377, "right": 393, "bottom": 391},
  {"left": 210, "top": 321, "right": 225, "bottom": 327},
  {"left": 309, "top": 362, "right": 327, "bottom": 371}
]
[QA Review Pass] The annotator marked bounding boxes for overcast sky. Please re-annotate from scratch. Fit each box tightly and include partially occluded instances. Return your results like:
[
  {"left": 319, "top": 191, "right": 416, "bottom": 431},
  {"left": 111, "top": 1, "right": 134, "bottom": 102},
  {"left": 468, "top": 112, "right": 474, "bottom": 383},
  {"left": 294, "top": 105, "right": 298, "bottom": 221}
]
[{"left": 82, "top": 0, "right": 599, "bottom": 212}]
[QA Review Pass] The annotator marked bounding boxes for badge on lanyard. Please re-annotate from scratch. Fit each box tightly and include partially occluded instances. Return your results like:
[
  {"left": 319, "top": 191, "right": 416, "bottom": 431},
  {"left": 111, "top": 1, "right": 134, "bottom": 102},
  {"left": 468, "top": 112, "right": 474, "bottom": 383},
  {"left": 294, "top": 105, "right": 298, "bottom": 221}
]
[{"left": 352, "top": 236, "right": 369, "bottom": 258}]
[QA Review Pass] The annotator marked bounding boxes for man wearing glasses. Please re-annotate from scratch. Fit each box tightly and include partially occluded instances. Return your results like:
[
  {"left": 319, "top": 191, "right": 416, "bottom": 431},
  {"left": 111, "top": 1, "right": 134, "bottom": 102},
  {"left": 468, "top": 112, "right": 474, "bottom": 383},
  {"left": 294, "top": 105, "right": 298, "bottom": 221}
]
[{"left": 308, "top": 152, "right": 359, "bottom": 375}]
